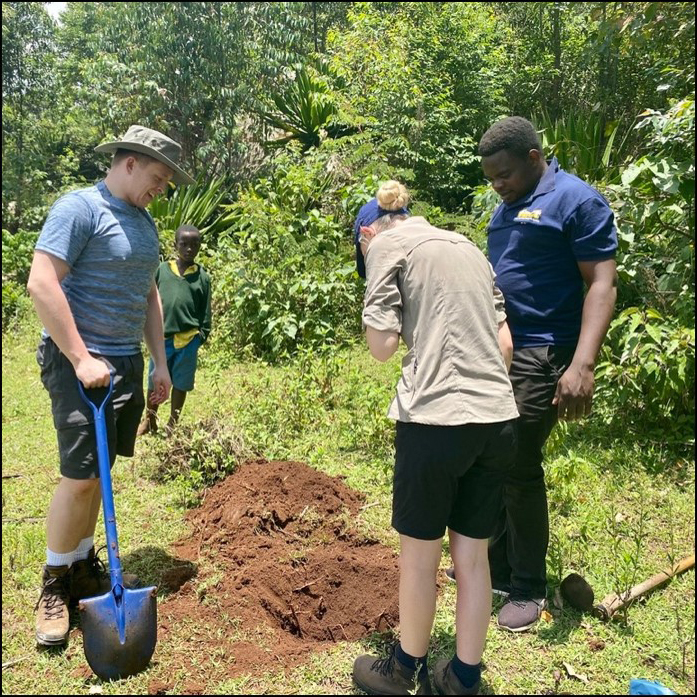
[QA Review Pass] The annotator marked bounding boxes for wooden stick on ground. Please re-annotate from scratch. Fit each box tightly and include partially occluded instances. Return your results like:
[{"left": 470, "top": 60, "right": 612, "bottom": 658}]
[{"left": 593, "top": 553, "right": 695, "bottom": 620}]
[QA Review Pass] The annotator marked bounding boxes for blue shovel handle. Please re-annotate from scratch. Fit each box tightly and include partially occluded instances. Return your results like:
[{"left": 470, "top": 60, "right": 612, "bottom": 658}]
[{"left": 76, "top": 376, "right": 125, "bottom": 593}]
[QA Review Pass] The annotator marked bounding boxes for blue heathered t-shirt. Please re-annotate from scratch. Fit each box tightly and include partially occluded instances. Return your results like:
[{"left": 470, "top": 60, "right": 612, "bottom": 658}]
[
  {"left": 487, "top": 158, "right": 617, "bottom": 347},
  {"left": 35, "top": 181, "right": 160, "bottom": 355}
]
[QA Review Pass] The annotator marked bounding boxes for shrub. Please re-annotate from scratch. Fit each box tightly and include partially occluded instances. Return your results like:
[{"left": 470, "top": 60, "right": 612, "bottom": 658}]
[
  {"left": 148, "top": 417, "right": 252, "bottom": 504},
  {"left": 211, "top": 157, "right": 363, "bottom": 361},
  {"left": 148, "top": 177, "right": 236, "bottom": 258},
  {"left": 602, "top": 98, "right": 694, "bottom": 325},
  {"left": 327, "top": 3, "right": 511, "bottom": 210},
  {"left": 2, "top": 280, "right": 33, "bottom": 331},
  {"left": 595, "top": 307, "right": 695, "bottom": 440},
  {"left": 2, "top": 228, "right": 38, "bottom": 286}
]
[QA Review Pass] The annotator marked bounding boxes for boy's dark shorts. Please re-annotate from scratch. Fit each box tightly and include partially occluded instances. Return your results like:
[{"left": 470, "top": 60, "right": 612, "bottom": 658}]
[
  {"left": 36, "top": 337, "right": 145, "bottom": 480},
  {"left": 392, "top": 419, "right": 518, "bottom": 540}
]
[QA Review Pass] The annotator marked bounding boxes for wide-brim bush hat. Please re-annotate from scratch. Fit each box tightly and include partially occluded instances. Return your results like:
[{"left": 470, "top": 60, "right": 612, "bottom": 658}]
[{"left": 95, "top": 124, "right": 195, "bottom": 185}]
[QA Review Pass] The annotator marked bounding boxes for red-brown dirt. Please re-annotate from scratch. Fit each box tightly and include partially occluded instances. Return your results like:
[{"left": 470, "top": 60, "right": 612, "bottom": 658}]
[{"left": 148, "top": 460, "right": 399, "bottom": 693}]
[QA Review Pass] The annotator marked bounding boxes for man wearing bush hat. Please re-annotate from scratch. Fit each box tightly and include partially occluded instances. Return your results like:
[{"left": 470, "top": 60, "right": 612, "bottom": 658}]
[
  {"left": 95, "top": 124, "right": 196, "bottom": 187},
  {"left": 27, "top": 124, "right": 193, "bottom": 646}
]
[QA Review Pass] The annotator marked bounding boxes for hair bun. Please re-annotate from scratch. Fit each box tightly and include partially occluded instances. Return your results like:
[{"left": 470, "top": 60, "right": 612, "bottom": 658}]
[{"left": 376, "top": 180, "right": 410, "bottom": 211}]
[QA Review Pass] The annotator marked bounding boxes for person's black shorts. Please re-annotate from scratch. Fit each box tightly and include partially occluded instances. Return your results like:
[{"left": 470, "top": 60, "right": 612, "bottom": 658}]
[
  {"left": 392, "top": 419, "right": 517, "bottom": 540},
  {"left": 36, "top": 337, "right": 145, "bottom": 480}
]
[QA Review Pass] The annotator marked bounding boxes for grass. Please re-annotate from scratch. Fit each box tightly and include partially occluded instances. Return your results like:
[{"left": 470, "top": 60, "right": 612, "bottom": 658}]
[{"left": 2, "top": 316, "right": 694, "bottom": 695}]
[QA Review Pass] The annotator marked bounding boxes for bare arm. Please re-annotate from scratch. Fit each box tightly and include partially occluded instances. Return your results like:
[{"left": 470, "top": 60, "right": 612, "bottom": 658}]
[
  {"left": 553, "top": 258, "right": 618, "bottom": 420},
  {"left": 366, "top": 327, "right": 400, "bottom": 362},
  {"left": 143, "top": 282, "right": 171, "bottom": 404},
  {"left": 498, "top": 320, "right": 513, "bottom": 372},
  {"left": 200, "top": 275, "right": 212, "bottom": 342},
  {"left": 27, "top": 251, "right": 110, "bottom": 387}
]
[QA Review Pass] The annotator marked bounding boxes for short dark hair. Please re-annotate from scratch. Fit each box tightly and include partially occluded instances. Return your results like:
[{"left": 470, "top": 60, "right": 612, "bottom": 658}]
[
  {"left": 478, "top": 116, "right": 542, "bottom": 159},
  {"left": 111, "top": 149, "right": 156, "bottom": 166},
  {"left": 175, "top": 224, "right": 200, "bottom": 242}
]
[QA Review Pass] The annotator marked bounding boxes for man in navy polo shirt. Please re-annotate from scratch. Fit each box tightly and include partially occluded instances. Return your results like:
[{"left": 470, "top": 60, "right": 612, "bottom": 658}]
[{"left": 477, "top": 116, "right": 617, "bottom": 631}]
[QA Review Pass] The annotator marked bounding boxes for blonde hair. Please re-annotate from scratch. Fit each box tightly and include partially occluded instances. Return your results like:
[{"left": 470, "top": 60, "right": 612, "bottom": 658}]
[{"left": 376, "top": 180, "right": 410, "bottom": 211}]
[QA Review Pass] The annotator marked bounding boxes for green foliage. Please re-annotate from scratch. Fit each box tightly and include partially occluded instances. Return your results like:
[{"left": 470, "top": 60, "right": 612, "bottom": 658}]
[
  {"left": 604, "top": 492, "right": 650, "bottom": 626},
  {"left": 2, "top": 228, "right": 38, "bottom": 286},
  {"left": 224, "top": 348, "right": 346, "bottom": 455},
  {"left": 536, "top": 109, "right": 632, "bottom": 182},
  {"left": 467, "top": 184, "right": 501, "bottom": 249},
  {"left": 546, "top": 450, "right": 595, "bottom": 518},
  {"left": 147, "top": 177, "right": 235, "bottom": 256},
  {"left": 595, "top": 307, "right": 695, "bottom": 437},
  {"left": 211, "top": 156, "right": 362, "bottom": 361},
  {"left": 635, "top": 96, "right": 696, "bottom": 160},
  {"left": 2, "top": 2, "right": 59, "bottom": 232},
  {"left": 594, "top": 100, "right": 694, "bottom": 438},
  {"left": 199, "top": 344, "right": 399, "bottom": 474},
  {"left": 2, "top": 228, "right": 38, "bottom": 331},
  {"left": 328, "top": 3, "right": 511, "bottom": 209},
  {"left": 260, "top": 61, "right": 356, "bottom": 150},
  {"left": 602, "top": 3, "right": 695, "bottom": 112},
  {"left": 603, "top": 98, "right": 694, "bottom": 324},
  {"left": 498, "top": 2, "right": 695, "bottom": 128},
  {"left": 2, "top": 279, "right": 32, "bottom": 331},
  {"left": 51, "top": 2, "right": 338, "bottom": 183},
  {"left": 318, "top": 133, "right": 413, "bottom": 224}
]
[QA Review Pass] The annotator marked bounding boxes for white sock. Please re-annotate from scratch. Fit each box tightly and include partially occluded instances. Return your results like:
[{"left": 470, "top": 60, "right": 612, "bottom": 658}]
[
  {"left": 46, "top": 548, "right": 76, "bottom": 568},
  {"left": 73, "top": 537, "right": 95, "bottom": 562}
]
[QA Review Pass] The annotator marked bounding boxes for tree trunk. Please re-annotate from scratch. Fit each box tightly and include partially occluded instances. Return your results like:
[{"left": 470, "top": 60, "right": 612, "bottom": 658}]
[
  {"left": 551, "top": 3, "right": 562, "bottom": 121},
  {"left": 313, "top": 2, "right": 319, "bottom": 53}
]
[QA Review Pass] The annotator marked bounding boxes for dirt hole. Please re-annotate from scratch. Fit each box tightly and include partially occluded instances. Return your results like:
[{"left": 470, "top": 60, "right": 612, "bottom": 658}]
[{"left": 150, "top": 460, "right": 399, "bottom": 691}]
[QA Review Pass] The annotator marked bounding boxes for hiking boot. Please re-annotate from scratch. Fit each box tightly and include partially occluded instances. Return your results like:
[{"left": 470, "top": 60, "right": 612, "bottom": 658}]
[
  {"left": 433, "top": 658, "right": 480, "bottom": 695},
  {"left": 70, "top": 547, "right": 140, "bottom": 603},
  {"left": 353, "top": 643, "right": 432, "bottom": 695},
  {"left": 497, "top": 596, "right": 547, "bottom": 632},
  {"left": 444, "top": 567, "right": 511, "bottom": 597},
  {"left": 35, "top": 565, "right": 72, "bottom": 645}
]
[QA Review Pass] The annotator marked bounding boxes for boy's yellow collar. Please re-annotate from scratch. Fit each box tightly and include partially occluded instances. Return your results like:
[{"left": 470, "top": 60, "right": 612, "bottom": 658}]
[{"left": 169, "top": 259, "right": 198, "bottom": 276}]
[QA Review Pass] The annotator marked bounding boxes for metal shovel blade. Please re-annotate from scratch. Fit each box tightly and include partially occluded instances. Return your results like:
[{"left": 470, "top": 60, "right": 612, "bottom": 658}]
[{"left": 80, "top": 584, "right": 157, "bottom": 681}]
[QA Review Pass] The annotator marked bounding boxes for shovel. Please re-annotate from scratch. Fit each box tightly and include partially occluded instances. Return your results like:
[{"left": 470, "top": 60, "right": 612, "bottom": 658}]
[{"left": 77, "top": 376, "right": 157, "bottom": 680}]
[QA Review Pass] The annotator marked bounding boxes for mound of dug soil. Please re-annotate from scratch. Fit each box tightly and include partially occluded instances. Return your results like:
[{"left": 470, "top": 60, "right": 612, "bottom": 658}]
[{"left": 152, "top": 460, "right": 399, "bottom": 692}]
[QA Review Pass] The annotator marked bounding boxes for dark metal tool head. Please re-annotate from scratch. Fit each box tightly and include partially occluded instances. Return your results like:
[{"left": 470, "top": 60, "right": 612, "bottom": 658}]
[
  {"left": 560, "top": 572, "right": 595, "bottom": 612},
  {"left": 79, "top": 578, "right": 158, "bottom": 679}
]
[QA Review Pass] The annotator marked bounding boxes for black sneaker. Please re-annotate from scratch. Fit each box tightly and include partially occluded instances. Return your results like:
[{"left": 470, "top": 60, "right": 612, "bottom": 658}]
[
  {"left": 353, "top": 643, "right": 432, "bottom": 695},
  {"left": 497, "top": 596, "right": 547, "bottom": 632},
  {"left": 433, "top": 658, "right": 480, "bottom": 695},
  {"left": 444, "top": 567, "right": 511, "bottom": 597}
]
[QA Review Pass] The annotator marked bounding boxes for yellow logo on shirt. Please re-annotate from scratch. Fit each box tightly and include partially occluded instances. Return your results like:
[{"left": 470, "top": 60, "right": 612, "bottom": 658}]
[{"left": 516, "top": 208, "right": 542, "bottom": 220}]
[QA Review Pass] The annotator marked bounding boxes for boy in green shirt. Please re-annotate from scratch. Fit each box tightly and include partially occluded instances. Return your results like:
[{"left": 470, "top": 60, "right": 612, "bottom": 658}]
[{"left": 138, "top": 224, "right": 212, "bottom": 435}]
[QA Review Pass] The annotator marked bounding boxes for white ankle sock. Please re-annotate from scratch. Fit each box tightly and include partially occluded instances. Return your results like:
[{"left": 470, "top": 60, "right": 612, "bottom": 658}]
[
  {"left": 73, "top": 537, "right": 95, "bottom": 562},
  {"left": 46, "top": 548, "right": 76, "bottom": 568}
]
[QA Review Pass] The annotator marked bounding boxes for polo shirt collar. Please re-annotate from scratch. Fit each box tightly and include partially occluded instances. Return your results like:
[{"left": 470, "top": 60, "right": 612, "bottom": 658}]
[
  {"left": 169, "top": 259, "right": 198, "bottom": 276},
  {"left": 511, "top": 156, "right": 559, "bottom": 207},
  {"left": 535, "top": 156, "right": 559, "bottom": 196}
]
